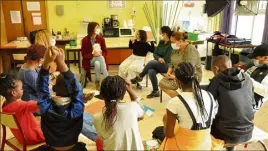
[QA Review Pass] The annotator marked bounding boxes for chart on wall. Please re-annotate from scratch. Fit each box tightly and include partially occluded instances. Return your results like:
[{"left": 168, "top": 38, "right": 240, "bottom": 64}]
[{"left": 108, "top": 0, "right": 125, "bottom": 9}]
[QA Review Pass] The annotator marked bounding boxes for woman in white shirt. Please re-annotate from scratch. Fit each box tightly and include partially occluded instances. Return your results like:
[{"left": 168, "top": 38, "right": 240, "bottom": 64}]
[
  {"left": 157, "top": 62, "right": 222, "bottom": 150},
  {"left": 93, "top": 76, "right": 145, "bottom": 150}
]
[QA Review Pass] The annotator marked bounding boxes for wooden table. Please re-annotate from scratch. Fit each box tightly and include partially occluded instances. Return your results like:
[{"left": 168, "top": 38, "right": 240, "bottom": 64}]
[
  {"left": 65, "top": 45, "right": 81, "bottom": 73},
  {"left": 0, "top": 40, "right": 30, "bottom": 73}
]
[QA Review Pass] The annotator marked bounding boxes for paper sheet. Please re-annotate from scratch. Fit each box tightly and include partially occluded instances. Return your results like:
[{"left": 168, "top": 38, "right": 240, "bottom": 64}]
[
  {"left": 10, "top": 11, "right": 21, "bottom": 24},
  {"left": 27, "top": 2, "right": 40, "bottom": 11},
  {"left": 33, "top": 16, "right": 42, "bottom": 25}
]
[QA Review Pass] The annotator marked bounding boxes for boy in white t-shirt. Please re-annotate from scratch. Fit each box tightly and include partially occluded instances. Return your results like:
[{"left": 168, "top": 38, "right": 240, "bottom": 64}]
[{"left": 93, "top": 76, "right": 144, "bottom": 151}]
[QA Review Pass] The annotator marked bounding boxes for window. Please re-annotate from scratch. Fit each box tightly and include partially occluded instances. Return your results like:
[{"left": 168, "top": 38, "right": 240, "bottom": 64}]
[
  {"left": 231, "top": 1, "right": 267, "bottom": 45},
  {"left": 162, "top": 1, "right": 207, "bottom": 32}
]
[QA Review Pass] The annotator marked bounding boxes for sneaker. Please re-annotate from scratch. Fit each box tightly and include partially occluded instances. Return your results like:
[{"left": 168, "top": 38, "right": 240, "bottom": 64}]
[
  {"left": 136, "top": 85, "right": 142, "bottom": 90},
  {"left": 131, "top": 76, "right": 143, "bottom": 84},
  {"left": 147, "top": 91, "right": 160, "bottom": 99}
]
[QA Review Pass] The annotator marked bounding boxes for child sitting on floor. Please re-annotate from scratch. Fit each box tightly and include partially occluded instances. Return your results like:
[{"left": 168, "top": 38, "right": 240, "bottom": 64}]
[
  {"left": 37, "top": 47, "right": 86, "bottom": 151},
  {"left": 93, "top": 76, "right": 145, "bottom": 150},
  {"left": 0, "top": 74, "right": 45, "bottom": 145}
]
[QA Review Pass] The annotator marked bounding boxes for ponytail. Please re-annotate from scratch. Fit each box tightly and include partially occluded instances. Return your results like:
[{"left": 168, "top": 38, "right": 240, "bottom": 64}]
[
  {"left": 175, "top": 62, "right": 208, "bottom": 123},
  {"left": 0, "top": 74, "right": 18, "bottom": 100},
  {"left": 100, "top": 76, "right": 127, "bottom": 130}
]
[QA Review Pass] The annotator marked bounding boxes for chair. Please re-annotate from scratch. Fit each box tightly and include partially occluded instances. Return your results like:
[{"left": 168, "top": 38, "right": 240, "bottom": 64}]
[
  {"left": 224, "top": 126, "right": 268, "bottom": 151},
  {"left": 0, "top": 112, "right": 45, "bottom": 151}
]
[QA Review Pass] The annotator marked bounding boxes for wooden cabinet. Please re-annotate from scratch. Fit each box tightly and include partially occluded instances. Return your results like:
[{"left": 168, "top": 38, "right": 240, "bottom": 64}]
[
  {"left": 107, "top": 48, "right": 132, "bottom": 65},
  {"left": 2, "top": 0, "right": 47, "bottom": 42}
]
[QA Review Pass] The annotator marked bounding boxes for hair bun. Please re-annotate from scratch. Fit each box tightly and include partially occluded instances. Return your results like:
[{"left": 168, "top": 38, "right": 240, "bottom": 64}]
[{"left": 0, "top": 73, "right": 6, "bottom": 79}]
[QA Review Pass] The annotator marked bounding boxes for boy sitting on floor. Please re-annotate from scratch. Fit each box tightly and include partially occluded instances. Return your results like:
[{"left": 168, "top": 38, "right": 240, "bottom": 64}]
[
  {"left": 0, "top": 74, "right": 45, "bottom": 145},
  {"left": 37, "top": 47, "right": 86, "bottom": 151},
  {"left": 207, "top": 55, "right": 255, "bottom": 149}
]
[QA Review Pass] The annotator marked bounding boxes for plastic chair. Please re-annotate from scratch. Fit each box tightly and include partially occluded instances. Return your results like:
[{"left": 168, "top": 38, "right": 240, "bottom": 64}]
[{"left": 0, "top": 112, "right": 45, "bottom": 151}]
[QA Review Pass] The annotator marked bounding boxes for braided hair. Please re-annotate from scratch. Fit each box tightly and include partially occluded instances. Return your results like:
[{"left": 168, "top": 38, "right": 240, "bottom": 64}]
[
  {"left": 100, "top": 76, "right": 127, "bottom": 130},
  {"left": 175, "top": 62, "right": 208, "bottom": 123},
  {"left": 0, "top": 73, "right": 18, "bottom": 101}
]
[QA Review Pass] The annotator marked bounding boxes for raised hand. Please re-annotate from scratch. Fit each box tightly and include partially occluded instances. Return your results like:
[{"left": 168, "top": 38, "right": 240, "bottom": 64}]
[
  {"left": 43, "top": 46, "right": 58, "bottom": 69},
  {"left": 54, "top": 47, "right": 68, "bottom": 72},
  {"left": 54, "top": 47, "right": 65, "bottom": 65}
]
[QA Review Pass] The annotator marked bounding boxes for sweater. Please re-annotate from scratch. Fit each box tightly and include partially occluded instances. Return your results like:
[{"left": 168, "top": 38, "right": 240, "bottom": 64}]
[
  {"left": 2, "top": 100, "right": 45, "bottom": 144},
  {"left": 153, "top": 40, "right": 173, "bottom": 63},
  {"left": 129, "top": 40, "right": 155, "bottom": 56},
  {"left": 207, "top": 68, "right": 254, "bottom": 144},
  {"left": 37, "top": 68, "right": 84, "bottom": 147},
  {"left": 17, "top": 66, "right": 40, "bottom": 101}
]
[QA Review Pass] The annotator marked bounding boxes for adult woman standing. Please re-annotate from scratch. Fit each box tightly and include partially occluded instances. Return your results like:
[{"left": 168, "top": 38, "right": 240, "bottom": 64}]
[
  {"left": 131, "top": 26, "right": 173, "bottom": 98},
  {"left": 81, "top": 22, "right": 108, "bottom": 90},
  {"left": 158, "top": 62, "right": 221, "bottom": 150},
  {"left": 159, "top": 32, "right": 202, "bottom": 97},
  {"left": 119, "top": 29, "right": 155, "bottom": 89}
]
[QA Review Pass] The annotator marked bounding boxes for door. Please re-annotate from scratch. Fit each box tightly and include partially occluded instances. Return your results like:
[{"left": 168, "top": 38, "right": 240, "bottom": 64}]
[{"left": 21, "top": 0, "right": 47, "bottom": 38}]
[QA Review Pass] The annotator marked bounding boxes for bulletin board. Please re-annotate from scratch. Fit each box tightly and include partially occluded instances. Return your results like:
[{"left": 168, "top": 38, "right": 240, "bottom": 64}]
[{"left": 108, "top": 0, "right": 125, "bottom": 9}]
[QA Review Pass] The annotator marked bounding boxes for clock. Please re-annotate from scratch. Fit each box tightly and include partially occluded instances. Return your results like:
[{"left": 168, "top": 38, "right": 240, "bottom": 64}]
[{"left": 108, "top": 0, "right": 125, "bottom": 9}]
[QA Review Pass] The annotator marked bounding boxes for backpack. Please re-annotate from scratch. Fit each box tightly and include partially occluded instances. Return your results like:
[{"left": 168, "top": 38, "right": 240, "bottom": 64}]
[{"left": 250, "top": 64, "right": 268, "bottom": 110}]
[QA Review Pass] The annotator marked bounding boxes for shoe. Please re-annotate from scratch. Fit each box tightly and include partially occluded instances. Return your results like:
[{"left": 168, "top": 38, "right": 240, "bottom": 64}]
[
  {"left": 95, "top": 81, "right": 100, "bottom": 91},
  {"left": 131, "top": 76, "right": 143, "bottom": 84},
  {"left": 83, "top": 92, "right": 95, "bottom": 103},
  {"left": 136, "top": 85, "right": 142, "bottom": 90},
  {"left": 147, "top": 91, "right": 160, "bottom": 99},
  {"left": 136, "top": 76, "right": 143, "bottom": 82},
  {"left": 131, "top": 78, "right": 137, "bottom": 84}
]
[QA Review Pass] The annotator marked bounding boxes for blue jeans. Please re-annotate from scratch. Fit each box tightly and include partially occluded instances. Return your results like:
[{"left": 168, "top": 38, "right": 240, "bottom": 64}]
[
  {"left": 91, "top": 56, "right": 108, "bottom": 81},
  {"left": 81, "top": 113, "right": 97, "bottom": 141},
  {"left": 139, "top": 60, "right": 168, "bottom": 91}
]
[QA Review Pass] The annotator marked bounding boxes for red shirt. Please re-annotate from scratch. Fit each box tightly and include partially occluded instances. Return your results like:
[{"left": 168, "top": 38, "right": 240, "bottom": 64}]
[{"left": 2, "top": 100, "right": 45, "bottom": 145}]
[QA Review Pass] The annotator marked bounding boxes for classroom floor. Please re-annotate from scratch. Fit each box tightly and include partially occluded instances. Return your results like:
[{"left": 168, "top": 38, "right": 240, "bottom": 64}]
[{"left": 1, "top": 64, "right": 268, "bottom": 150}]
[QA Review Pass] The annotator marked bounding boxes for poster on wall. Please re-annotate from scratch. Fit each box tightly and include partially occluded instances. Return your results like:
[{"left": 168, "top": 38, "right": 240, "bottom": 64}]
[
  {"left": 10, "top": 11, "right": 21, "bottom": 24},
  {"left": 27, "top": 2, "right": 40, "bottom": 11},
  {"left": 32, "top": 13, "right": 42, "bottom": 25},
  {"left": 108, "top": 0, "right": 125, "bottom": 9}
]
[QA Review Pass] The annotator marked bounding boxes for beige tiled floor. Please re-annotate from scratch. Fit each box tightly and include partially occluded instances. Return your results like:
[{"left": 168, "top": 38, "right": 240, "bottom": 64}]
[{"left": 1, "top": 64, "right": 268, "bottom": 150}]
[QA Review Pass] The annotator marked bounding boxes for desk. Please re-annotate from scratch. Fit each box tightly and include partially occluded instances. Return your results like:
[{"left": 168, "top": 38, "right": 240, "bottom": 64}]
[
  {"left": 205, "top": 39, "right": 256, "bottom": 70},
  {"left": 0, "top": 41, "right": 30, "bottom": 73},
  {"left": 56, "top": 39, "right": 75, "bottom": 46},
  {"left": 65, "top": 45, "right": 81, "bottom": 73}
]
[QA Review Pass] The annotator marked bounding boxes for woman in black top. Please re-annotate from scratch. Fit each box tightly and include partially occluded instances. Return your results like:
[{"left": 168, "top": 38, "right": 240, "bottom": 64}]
[{"left": 118, "top": 30, "right": 155, "bottom": 89}]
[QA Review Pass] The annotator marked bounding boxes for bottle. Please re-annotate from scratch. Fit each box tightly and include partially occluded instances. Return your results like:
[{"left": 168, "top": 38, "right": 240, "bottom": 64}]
[{"left": 52, "top": 29, "right": 56, "bottom": 36}]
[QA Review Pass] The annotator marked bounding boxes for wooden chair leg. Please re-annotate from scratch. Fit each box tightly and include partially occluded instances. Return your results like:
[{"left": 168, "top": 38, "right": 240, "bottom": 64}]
[
  {"left": 160, "top": 90, "right": 163, "bottom": 103},
  {"left": 1, "top": 126, "right": 6, "bottom": 151}
]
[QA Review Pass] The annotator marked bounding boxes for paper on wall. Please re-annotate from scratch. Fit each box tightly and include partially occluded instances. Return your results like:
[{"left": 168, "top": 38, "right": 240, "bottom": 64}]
[
  {"left": 10, "top": 11, "right": 21, "bottom": 24},
  {"left": 27, "top": 2, "right": 40, "bottom": 11},
  {"left": 33, "top": 16, "right": 42, "bottom": 25}
]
